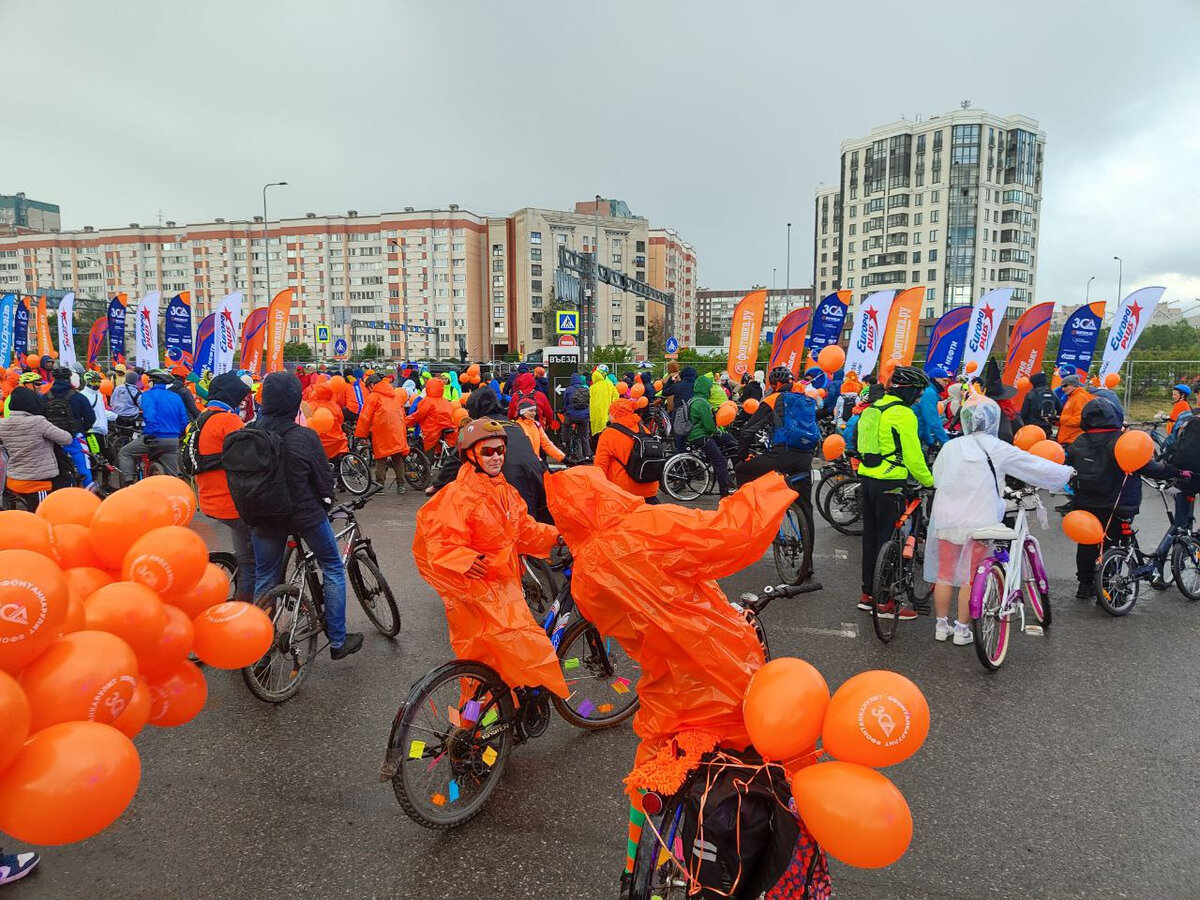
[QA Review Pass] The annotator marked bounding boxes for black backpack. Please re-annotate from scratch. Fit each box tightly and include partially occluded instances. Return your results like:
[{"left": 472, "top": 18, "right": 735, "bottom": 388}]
[
  {"left": 180, "top": 409, "right": 225, "bottom": 477},
  {"left": 1168, "top": 414, "right": 1200, "bottom": 471},
  {"left": 44, "top": 393, "right": 83, "bottom": 436},
  {"left": 1070, "top": 437, "right": 1117, "bottom": 500},
  {"left": 570, "top": 384, "right": 590, "bottom": 411},
  {"left": 606, "top": 422, "right": 667, "bottom": 483},
  {"left": 222, "top": 423, "right": 296, "bottom": 528}
]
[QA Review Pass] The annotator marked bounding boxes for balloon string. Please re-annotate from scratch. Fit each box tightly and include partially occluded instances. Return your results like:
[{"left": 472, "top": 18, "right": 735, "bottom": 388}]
[{"left": 1097, "top": 473, "right": 1130, "bottom": 562}]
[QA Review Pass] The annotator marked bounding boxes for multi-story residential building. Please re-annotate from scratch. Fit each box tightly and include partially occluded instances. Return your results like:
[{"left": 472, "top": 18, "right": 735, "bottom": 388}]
[
  {"left": 813, "top": 107, "right": 1046, "bottom": 325},
  {"left": 647, "top": 228, "right": 697, "bottom": 346},
  {"left": 1, "top": 193, "right": 60, "bottom": 234},
  {"left": 696, "top": 288, "right": 814, "bottom": 345}
]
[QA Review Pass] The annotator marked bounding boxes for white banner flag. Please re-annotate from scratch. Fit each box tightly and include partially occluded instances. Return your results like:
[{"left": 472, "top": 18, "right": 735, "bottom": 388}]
[
  {"left": 960, "top": 288, "right": 1014, "bottom": 375},
  {"left": 843, "top": 290, "right": 897, "bottom": 377},
  {"left": 1098, "top": 286, "right": 1166, "bottom": 379},
  {"left": 56, "top": 293, "right": 77, "bottom": 369},
  {"left": 213, "top": 291, "right": 244, "bottom": 375},
  {"left": 134, "top": 291, "right": 161, "bottom": 371}
]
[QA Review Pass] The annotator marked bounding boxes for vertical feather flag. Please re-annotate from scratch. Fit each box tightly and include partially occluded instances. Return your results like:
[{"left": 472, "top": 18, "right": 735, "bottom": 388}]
[
  {"left": 0, "top": 293, "right": 16, "bottom": 366},
  {"left": 195, "top": 314, "right": 216, "bottom": 375},
  {"left": 880, "top": 286, "right": 924, "bottom": 368},
  {"left": 807, "top": 290, "right": 851, "bottom": 357},
  {"left": 1054, "top": 301, "right": 1106, "bottom": 376},
  {"left": 56, "top": 293, "right": 77, "bottom": 369},
  {"left": 844, "top": 290, "right": 898, "bottom": 377},
  {"left": 960, "top": 288, "right": 1014, "bottom": 374},
  {"left": 769, "top": 307, "right": 812, "bottom": 376},
  {"left": 36, "top": 296, "right": 55, "bottom": 358},
  {"left": 107, "top": 293, "right": 128, "bottom": 365},
  {"left": 163, "top": 292, "right": 194, "bottom": 368},
  {"left": 725, "top": 289, "right": 766, "bottom": 380},
  {"left": 1002, "top": 302, "right": 1055, "bottom": 385},
  {"left": 265, "top": 288, "right": 294, "bottom": 374},
  {"left": 241, "top": 307, "right": 269, "bottom": 376},
  {"left": 14, "top": 296, "right": 30, "bottom": 358},
  {"left": 213, "top": 291, "right": 243, "bottom": 375},
  {"left": 922, "top": 306, "right": 972, "bottom": 375},
  {"left": 86, "top": 317, "right": 109, "bottom": 368},
  {"left": 134, "top": 291, "right": 161, "bottom": 370},
  {"left": 1098, "top": 287, "right": 1166, "bottom": 379}
]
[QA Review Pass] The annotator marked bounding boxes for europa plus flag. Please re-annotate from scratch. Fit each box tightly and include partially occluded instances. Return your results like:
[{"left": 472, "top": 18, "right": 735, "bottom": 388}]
[
  {"left": 807, "top": 290, "right": 851, "bottom": 358},
  {"left": 195, "top": 314, "right": 216, "bottom": 374},
  {"left": 1002, "top": 302, "right": 1054, "bottom": 385},
  {"left": 880, "top": 286, "right": 924, "bottom": 368},
  {"left": 1054, "top": 301, "right": 1106, "bottom": 376},
  {"left": 844, "top": 290, "right": 897, "bottom": 377},
  {"left": 725, "top": 289, "right": 766, "bottom": 380},
  {"left": 769, "top": 307, "right": 812, "bottom": 376},
  {"left": 56, "top": 293, "right": 77, "bottom": 369},
  {"left": 107, "top": 293, "right": 128, "bottom": 365},
  {"left": 86, "top": 317, "right": 109, "bottom": 368},
  {"left": 241, "top": 307, "right": 269, "bottom": 376},
  {"left": 923, "top": 306, "right": 972, "bottom": 375},
  {"left": 134, "top": 291, "right": 161, "bottom": 370},
  {"left": 0, "top": 293, "right": 15, "bottom": 366},
  {"left": 14, "top": 296, "right": 30, "bottom": 358},
  {"left": 213, "top": 291, "right": 244, "bottom": 375},
  {"left": 960, "top": 288, "right": 1014, "bottom": 374},
  {"left": 36, "top": 296, "right": 54, "bottom": 358},
  {"left": 163, "top": 292, "right": 194, "bottom": 369},
  {"left": 1098, "top": 287, "right": 1166, "bottom": 380},
  {"left": 265, "top": 288, "right": 294, "bottom": 373}
]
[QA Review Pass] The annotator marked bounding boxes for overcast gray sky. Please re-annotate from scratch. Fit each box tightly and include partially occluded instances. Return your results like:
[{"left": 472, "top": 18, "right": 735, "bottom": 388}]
[{"left": 3, "top": 0, "right": 1198, "bottom": 309}]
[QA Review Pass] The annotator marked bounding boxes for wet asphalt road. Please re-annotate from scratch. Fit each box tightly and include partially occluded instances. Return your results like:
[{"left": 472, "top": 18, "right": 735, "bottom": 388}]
[{"left": 8, "top": 481, "right": 1200, "bottom": 900}]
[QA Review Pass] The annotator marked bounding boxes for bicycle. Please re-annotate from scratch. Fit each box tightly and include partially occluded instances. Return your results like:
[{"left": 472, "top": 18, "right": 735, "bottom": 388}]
[
  {"left": 1096, "top": 478, "right": 1200, "bottom": 615},
  {"left": 967, "top": 485, "right": 1053, "bottom": 670},
  {"left": 818, "top": 458, "right": 863, "bottom": 536},
  {"left": 208, "top": 550, "right": 240, "bottom": 602},
  {"left": 773, "top": 472, "right": 815, "bottom": 586},
  {"left": 659, "top": 438, "right": 739, "bottom": 502},
  {"left": 1127, "top": 416, "right": 1169, "bottom": 453},
  {"left": 380, "top": 549, "right": 641, "bottom": 829},
  {"left": 870, "top": 484, "right": 934, "bottom": 643},
  {"left": 243, "top": 484, "right": 399, "bottom": 703},
  {"left": 332, "top": 450, "right": 372, "bottom": 495},
  {"left": 813, "top": 455, "right": 851, "bottom": 516}
]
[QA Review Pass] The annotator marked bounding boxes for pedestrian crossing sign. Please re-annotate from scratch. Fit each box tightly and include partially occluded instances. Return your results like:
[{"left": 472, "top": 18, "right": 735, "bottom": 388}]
[
  {"left": 556, "top": 311, "right": 578, "bottom": 334},
  {"left": 316, "top": 325, "right": 330, "bottom": 343}
]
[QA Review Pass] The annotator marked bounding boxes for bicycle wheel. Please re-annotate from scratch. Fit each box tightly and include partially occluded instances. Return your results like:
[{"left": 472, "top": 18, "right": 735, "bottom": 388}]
[
  {"left": 552, "top": 619, "right": 640, "bottom": 730},
  {"left": 339, "top": 452, "right": 372, "bottom": 495},
  {"left": 813, "top": 470, "right": 846, "bottom": 522},
  {"left": 387, "top": 660, "right": 516, "bottom": 829},
  {"left": 1171, "top": 536, "right": 1200, "bottom": 601},
  {"left": 871, "top": 539, "right": 904, "bottom": 643},
  {"left": 909, "top": 535, "right": 934, "bottom": 610},
  {"left": 1022, "top": 538, "right": 1052, "bottom": 626},
  {"left": 403, "top": 448, "right": 431, "bottom": 490},
  {"left": 773, "top": 502, "right": 812, "bottom": 586},
  {"left": 348, "top": 548, "right": 401, "bottom": 637},
  {"left": 822, "top": 477, "right": 863, "bottom": 536},
  {"left": 1097, "top": 546, "right": 1140, "bottom": 616},
  {"left": 660, "top": 453, "right": 710, "bottom": 502},
  {"left": 629, "top": 791, "right": 689, "bottom": 900},
  {"left": 208, "top": 551, "right": 238, "bottom": 602},
  {"left": 242, "top": 584, "right": 321, "bottom": 703},
  {"left": 972, "top": 562, "right": 1010, "bottom": 670}
]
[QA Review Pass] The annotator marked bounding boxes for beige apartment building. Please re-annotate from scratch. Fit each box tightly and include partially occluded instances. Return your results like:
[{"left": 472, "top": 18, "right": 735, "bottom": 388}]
[
  {"left": 647, "top": 228, "right": 698, "bottom": 346},
  {"left": 814, "top": 107, "right": 1046, "bottom": 325}
]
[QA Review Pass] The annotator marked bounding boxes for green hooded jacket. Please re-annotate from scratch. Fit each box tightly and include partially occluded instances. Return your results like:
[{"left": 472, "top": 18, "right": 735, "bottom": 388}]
[{"left": 688, "top": 374, "right": 718, "bottom": 442}]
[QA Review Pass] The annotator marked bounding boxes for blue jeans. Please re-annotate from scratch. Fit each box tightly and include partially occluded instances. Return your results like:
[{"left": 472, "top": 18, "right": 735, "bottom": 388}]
[{"left": 252, "top": 519, "right": 348, "bottom": 648}]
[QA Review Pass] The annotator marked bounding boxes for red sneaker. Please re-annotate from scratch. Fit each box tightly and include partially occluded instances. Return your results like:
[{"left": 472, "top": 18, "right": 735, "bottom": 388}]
[
  {"left": 857, "top": 594, "right": 873, "bottom": 612},
  {"left": 898, "top": 606, "right": 919, "bottom": 622}
]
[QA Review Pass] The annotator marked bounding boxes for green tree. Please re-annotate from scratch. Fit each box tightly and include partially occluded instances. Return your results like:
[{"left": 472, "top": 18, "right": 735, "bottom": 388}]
[
  {"left": 646, "top": 317, "right": 665, "bottom": 358},
  {"left": 357, "top": 342, "right": 382, "bottom": 361},
  {"left": 593, "top": 344, "right": 634, "bottom": 365},
  {"left": 694, "top": 327, "right": 722, "bottom": 346},
  {"left": 283, "top": 341, "right": 312, "bottom": 361}
]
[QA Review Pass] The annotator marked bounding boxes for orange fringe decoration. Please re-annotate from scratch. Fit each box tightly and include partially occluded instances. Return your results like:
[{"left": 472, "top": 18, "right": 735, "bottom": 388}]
[{"left": 624, "top": 729, "right": 721, "bottom": 797}]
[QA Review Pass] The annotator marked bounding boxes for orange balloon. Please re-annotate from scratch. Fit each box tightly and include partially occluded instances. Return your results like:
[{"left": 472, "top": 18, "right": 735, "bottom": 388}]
[
  {"left": 821, "top": 670, "right": 930, "bottom": 768},
  {"left": 0, "top": 669, "right": 31, "bottom": 772},
  {"left": 817, "top": 345, "right": 845, "bottom": 376},
  {"left": 0, "top": 509, "right": 56, "bottom": 559},
  {"left": 1063, "top": 509, "right": 1105, "bottom": 544},
  {"left": 100, "top": 378, "right": 114, "bottom": 397},
  {"left": 145, "top": 660, "right": 208, "bottom": 727},
  {"left": 1015, "top": 376, "right": 1032, "bottom": 392},
  {"left": 1014, "top": 424, "right": 1047, "bottom": 451},
  {"left": 62, "top": 588, "right": 87, "bottom": 634},
  {"left": 121, "top": 525, "right": 208, "bottom": 600},
  {"left": 53, "top": 523, "right": 103, "bottom": 569},
  {"left": 84, "top": 581, "right": 168, "bottom": 658},
  {"left": 822, "top": 433, "right": 846, "bottom": 461},
  {"left": 171, "top": 563, "right": 231, "bottom": 618},
  {"left": 715, "top": 401, "right": 737, "bottom": 427},
  {"left": 1104, "top": 372, "right": 1121, "bottom": 389},
  {"left": 111, "top": 676, "right": 151, "bottom": 739},
  {"left": 635, "top": 396, "right": 648, "bottom": 409},
  {"left": 0, "top": 720, "right": 141, "bottom": 846},
  {"left": 742, "top": 657, "right": 829, "bottom": 762},
  {"left": 37, "top": 487, "right": 102, "bottom": 527},
  {"left": 64, "top": 566, "right": 114, "bottom": 601},
  {"left": 1030, "top": 439, "right": 1066, "bottom": 464},
  {"left": 89, "top": 487, "right": 175, "bottom": 570},
  {"left": 19, "top": 630, "right": 139, "bottom": 731},
  {"left": 309, "top": 407, "right": 335, "bottom": 435},
  {"left": 791, "top": 761, "right": 912, "bottom": 868},
  {"left": 817, "top": 388, "right": 827, "bottom": 398},
  {"left": 451, "top": 407, "right": 469, "bottom": 426},
  {"left": 1114, "top": 430, "right": 1153, "bottom": 474},
  {"left": 617, "top": 382, "right": 629, "bottom": 397},
  {"left": 965, "top": 361, "right": 979, "bottom": 374},
  {"left": 742, "top": 397, "right": 760, "bottom": 415},
  {"left": 191, "top": 601, "right": 274, "bottom": 669},
  {"left": 0, "top": 549, "right": 69, "bottom": 674},
  {"left": 135, "top": 475, "right": 197, "bottom": 527},
  {"left": 138, "top": 604, "right": 194, "bottom": 674},
  {"left": 630, "top": 381, "right": 645, "bottom": 398},
  {"left": 653, "top": 380, "right": 663, "bottom": 392}
]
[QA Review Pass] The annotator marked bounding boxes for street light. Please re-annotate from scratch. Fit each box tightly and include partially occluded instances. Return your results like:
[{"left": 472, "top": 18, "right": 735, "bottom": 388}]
[
  {"left": 1085, "top": 275, "right": 1095, "bottom": 305},
  {"left": 388, "top": 239, "right": 410, "bottom": 361},
  {"left": 1113, "top": 256, "right": 1123, "bottom": 305},
  {"left": 262, "top": 181, "right": 288, "bottom": 314}
]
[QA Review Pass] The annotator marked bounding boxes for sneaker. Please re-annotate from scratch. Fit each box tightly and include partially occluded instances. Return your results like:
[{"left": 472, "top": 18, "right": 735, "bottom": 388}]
[
  {"left": 857, "top": 594, "right": 873, "bottom": 612},
  {"left": 330, "top": 632, "right": 364, "bottom": 660},
  {"left": 952, "top": 621, "right": 973, "bottom": 645},
  {"left": 396, "top": 483, "right": 406, "bottom": 495},
  {"left": 424, "top": 486, "right": 436, "bottom": 497},
  {"left": 935, "top": 617, "right": 953, "bottom": 642},
  {"left": 1150, "top": 576, "right": 1169, "bottom": 591},
  {"left": 1075, "top": 582, "right": 1094, "bottom": 600},
  {"left": 898, "top": 606, "right": 918, "bottom": 622},
  {"left": 0, "top": 852, "right": 40, "bottom": 885}
]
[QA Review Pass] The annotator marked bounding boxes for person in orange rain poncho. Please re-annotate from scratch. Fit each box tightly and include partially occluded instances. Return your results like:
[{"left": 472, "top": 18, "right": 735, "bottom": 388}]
[
  {"left": 309, "top": 382, "right": 348, "bottom": 459},
  {"left": 413, "top": 418, "right": 568, "bottom": 698},
  {"left": 408, "top": 376, "right": 457, "bottom": 452},
  {"left": 356, "top": 374, "right": 410, "bottom": 493}
]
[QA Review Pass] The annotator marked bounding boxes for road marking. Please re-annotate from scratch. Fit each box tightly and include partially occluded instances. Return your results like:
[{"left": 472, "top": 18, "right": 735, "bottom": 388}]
[{"left": 798, "top": 622, "right": 859, "bottom": 639}]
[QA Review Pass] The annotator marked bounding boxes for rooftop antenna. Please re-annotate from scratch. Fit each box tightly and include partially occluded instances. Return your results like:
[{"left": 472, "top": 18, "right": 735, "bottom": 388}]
[
  {"left": 960, "top": 99, "right": 971, "bottom": 110},
  {"left": 157, "top": 208, "right": 163, "bottom": 226}
]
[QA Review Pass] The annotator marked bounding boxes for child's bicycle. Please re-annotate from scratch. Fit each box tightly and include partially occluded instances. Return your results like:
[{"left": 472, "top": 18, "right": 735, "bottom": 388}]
[
  {"left": 968, "top": 485, "right": 1052, "bottom": 670},
  {"left": 871, "top": 483, "right": 934, "bottom": 643}
]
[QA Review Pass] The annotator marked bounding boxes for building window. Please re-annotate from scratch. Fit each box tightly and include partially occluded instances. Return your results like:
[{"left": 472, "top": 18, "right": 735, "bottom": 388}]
[
  {"left": 556, "top": 233, "right": 567, "bottom": 245},
  {"left": 492, "top": 244, "right": 503, "bottom": 256},
  {"left": 492, "top": 259, "right": 503, "bottom": 273},
  {"left": 531, "top": 264, "right": 542, "bottom": 276},
  {"left": 928, "top": 269, "right": 937, "bottom": 280},
  {"left": 636, "top": 240, "right": 646, "bottom": 252},
  {"left": 531, "top": 279, "right": 542, "bottom": 292},
  {"left": 532, "top": 327, "right": 543, "bottom": 339}
]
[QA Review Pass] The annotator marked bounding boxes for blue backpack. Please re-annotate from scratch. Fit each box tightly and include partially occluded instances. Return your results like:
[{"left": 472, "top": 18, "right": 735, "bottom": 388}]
[{"left": 771, "top": 392, "right": 819, "bottom": 451}]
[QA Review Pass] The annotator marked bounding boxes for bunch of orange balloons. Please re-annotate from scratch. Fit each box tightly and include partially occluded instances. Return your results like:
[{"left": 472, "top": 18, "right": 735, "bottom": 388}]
[
  {"left": 742, "top": 659, "right": 930, "bottom": 868},
  {"left": 0, "top": 478, "right": 273, "bottom": 846}
]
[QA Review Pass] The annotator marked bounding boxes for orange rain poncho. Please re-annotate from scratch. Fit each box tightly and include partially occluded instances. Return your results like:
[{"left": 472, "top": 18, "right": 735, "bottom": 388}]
[
  {"left": 310, "top": 383, "right": 349, "bottom": 458},
  {"left": 545, "top": 468, "right": 797, "bottom": 771},
  {"left": 356, "top": 380, "right": 410, "bottom": 459},
  {"left": 414, "top": 463, "right": 568, "bottom": 697},
  {"left": 408, "top": 378, "right": 457, "bottom": 452}
]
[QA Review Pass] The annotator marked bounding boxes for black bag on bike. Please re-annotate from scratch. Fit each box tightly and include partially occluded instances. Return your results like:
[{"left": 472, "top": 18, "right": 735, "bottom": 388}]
[
  {"left": 1167, "top": 415, "right": 1200, "bottom": 471},
  {"left": 672, "top": 398, "right": 695, "bottom": 437},
  {"left": 606, "top": 422, "right": 667, "bottom": 483},
  {"left": 1070, "top": 440, "right": 1117, "bottom": 499},
  {"left": 180, "top": 409, "right": 225, "bottom": 477},
  {"left": 222, "top": 423, "right": 296, "bottom": 528},
  {"left": 570, "top": 384, "right": 590, "bottom": 411},
  {"left": 44, "top": 395, "right": 83, "bottom": 437}
]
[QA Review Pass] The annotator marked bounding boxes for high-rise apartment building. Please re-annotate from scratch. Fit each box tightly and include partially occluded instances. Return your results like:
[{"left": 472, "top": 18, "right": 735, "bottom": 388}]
[
  {"left": 814, "top": 107, "right": 1045, "bottom": 324},
  {"left": 647, "top": 228, "right": 697, "bottom": 345},
  {"left": 1, "top": 193, "right": 60, "bottom": 234},
  {"left": 696, "top": 288, "right": 814, "bottom": 344}
]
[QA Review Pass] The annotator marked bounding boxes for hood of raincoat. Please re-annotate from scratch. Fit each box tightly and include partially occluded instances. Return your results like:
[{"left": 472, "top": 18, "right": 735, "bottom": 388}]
[
  {"left": 207, "top": 372, "right": 250, "bottom": 407},
  {"left": 370, "top": 379, "right": 396, "bottom": 398},
  {"left": 261, "top": 372, "right": 302, "bottom": 418},
  {"left": 1030, "top": 371, "right": 1049, "bottom": 390},
  {"left": 426, "top": 378, "right": 445, "bottom": 399},
  {"left": 680, "top": 366, "right": 697, "bottom": 383},
  {"left": 515, "top": 372, "right": 537, "bottom": 393},
  {"left": 1082, "top": 396, "right": 1122, "bottom": 431},
  {"left": 591, "top": 369, "right": 609, "bottom": 386},
  {"left": 570, "top": 373, "right": 584, "bottom": 387},
  {"left": 693, "top": 374, "right": 713, "bottom": 399},
  {"left": 7, "top": 386, "right": 42, "bottom": 414},
  {"left": 960, "top": 396, "right": 1001, "bottom": 437},
  {"left": 466, "top": 386, "right": 504, "bottom": 418},
  {"left": 608, "top": 398, "right": 639, "bottom": 427},
  {"left": 312, "top": 383, "right": 333, "bottom": 402}
]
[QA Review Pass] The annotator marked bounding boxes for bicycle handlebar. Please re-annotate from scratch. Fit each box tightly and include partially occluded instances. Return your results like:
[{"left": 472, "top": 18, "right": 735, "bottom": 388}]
[
  {"left": 328, "top": 481, "right": 383, "bottom": 517},
  {"left": 737, "top": 580, "right": 822, "bottom": 614}
]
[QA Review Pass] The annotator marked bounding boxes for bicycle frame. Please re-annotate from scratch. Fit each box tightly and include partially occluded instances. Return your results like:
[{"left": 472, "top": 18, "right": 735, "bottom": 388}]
[{"left": 968, "top": 490, "right": 1046, "bottom": 626}]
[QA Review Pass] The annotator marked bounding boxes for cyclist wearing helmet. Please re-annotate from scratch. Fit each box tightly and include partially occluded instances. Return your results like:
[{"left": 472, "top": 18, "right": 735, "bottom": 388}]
[
  {"left": 80, "top": 370, "right": 117, "bottom": 461},
  {"left": 46, "top": 367, "right": 97, "bottom": 487},
  {"left": 3, "top": 372, "right": 45, "bottom": 415},
  {"left": 413, "top": 418, "right": 569, "bottom": 699},
  {"left": 856, "top": 365, "right": 934, "bottom": 619},
  {"left": 117, "top": 369, "right": 189, "bottom": 483}
]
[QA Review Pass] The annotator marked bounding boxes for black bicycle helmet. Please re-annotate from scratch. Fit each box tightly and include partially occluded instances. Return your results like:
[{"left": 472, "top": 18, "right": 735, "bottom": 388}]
[
  {"left": 768, "top": 366, "right": 794, "bottom": 388},
  {"left": 888, "top": 365, "right": 930, "bottom": 390},
  {"left": 148, "top": 369, "right": 174, "bottom": 385}
]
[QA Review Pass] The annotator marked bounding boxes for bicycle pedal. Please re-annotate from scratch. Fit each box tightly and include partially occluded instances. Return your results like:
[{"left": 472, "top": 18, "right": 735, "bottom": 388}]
[{"left": 1024, "top": 624, "right": 1044, "bottom": 637}]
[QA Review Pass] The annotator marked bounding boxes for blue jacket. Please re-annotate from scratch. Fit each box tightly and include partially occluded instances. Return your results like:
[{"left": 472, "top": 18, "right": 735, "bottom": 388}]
[
  {"left": 916, "top": 384, "right": 950, "bottom": 446},
  {"left": 48, "top": 381, "right": 97, "bottom": 434},
  {"left": 139, "top": 384, "right": 190, "bottom": 439},
  {"left": 562, "top": 374, "right": 590, "bottom": 423}
]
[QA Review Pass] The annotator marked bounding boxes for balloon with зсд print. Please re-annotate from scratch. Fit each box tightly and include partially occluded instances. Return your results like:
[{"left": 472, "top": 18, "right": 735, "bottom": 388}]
[
  {"left": 18, "top": 630, "right": 139, "bottom": 731},
  {"left": 121, "top": 525, "right": 208, "bottom": 600},
  {"left": 821, "top": 669, "right": 929, "bottom": 768},
  {"left": 0, "top": 549, "right": 70, "bottom": 674}
]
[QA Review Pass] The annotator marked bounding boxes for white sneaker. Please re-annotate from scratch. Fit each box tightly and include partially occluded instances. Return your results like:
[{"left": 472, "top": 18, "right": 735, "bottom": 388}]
[
  {"left": 934, "top": 618, "right": 952, "bottom": 642},
  {"left": 952, "top": 621, "right": 973, "bottom": 646}
]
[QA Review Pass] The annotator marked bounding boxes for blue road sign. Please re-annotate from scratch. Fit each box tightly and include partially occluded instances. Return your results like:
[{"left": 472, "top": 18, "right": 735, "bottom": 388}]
[
  {"left": 665, "top": 336, "right": 679, "bottom": 354},
  {"left": 334, "top": 338, "right": 348, "bottom": 356},
  {"left": 556, "top": 311, "right": 579, "bottom": 334},
  {"left": 316, "top": 325, "right": 330, "bottom": 343}
]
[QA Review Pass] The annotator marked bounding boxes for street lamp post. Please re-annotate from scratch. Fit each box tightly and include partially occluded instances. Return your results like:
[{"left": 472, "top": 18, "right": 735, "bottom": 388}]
[
  {"left": 1113, "top": 256, "right": 1123, "bottom": 305},
  {"left": 1085, "top": 275, "right": 1095, "bottom": 305},
  {"left": 388, "top": 239, "right": 410, "bottom": 361},
  {"left": 261, "top": 181, "right": 288, "bottom": 314}
]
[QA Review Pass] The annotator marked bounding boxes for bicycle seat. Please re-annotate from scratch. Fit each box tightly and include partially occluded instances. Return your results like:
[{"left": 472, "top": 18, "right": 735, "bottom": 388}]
[{"left": 970, "top": 524, "right": 1019, "bottom": 542}]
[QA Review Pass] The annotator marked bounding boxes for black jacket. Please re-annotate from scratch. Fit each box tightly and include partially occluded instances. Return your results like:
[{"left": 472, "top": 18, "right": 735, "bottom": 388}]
[
  {"left": 1067, "top": 398, "right": 1174, "bottom": 512},
  {"left": 741, "top": 380, "right": 763, "bottom": 403},
  {"left": 47, "top": 381, "right": 96, "bottom": 433},
  {"left": 257, "top": 372, "right": 335, "bottom": 533},
  {"left": 662, "top": 367, "right": 698, "bottom": 404},
  {"left": 1020, "top": 372, "right": 1058, "bottom": 435},
  {"left": 169, "top": 379, "right": 200, "bottom": 421}
]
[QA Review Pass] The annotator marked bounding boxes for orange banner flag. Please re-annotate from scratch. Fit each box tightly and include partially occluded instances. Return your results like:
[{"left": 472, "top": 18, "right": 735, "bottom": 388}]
[
  {"left": 880, "top": 286, "right": 924, "bottom": 368},
  {"left": 726, "top": 289, "right": 767, "bottom": 381},
  {"left": 36, "top": 296, "right": 56, "bottom": 359},
  {"left": 265, "top": 288, "right": 294, "bottom": 373}
]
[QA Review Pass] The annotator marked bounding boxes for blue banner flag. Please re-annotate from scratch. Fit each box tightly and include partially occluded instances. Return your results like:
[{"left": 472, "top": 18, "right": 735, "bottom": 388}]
[
  {"left": 107, "top": 294, "right": 128, "bottom": 365},
  {"left": 806, "top": 290, "right": 850, "bottom": 356},
  {"left": 13, "top": 295, "right": 29, "bottom": 358},
  {"left": 194, "top": 313, "right": 216, "bottom": 374},
  {"left": 1055, "top": 301, "right": 1106, "bottom": 376},
  {"left": 163, "top": 292, "right": 194, "bottom": 368},
  {"left": 0, "top": 293, "right": 16, "bottom": 366},
  {"left": 922, "top": 306, "right": 972, "bottom": 375}
]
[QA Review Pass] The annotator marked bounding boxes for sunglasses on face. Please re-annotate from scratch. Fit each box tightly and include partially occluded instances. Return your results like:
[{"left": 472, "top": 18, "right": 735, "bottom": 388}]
[{"left": 477, "top": 445, "right": 506, "bottom": 458}]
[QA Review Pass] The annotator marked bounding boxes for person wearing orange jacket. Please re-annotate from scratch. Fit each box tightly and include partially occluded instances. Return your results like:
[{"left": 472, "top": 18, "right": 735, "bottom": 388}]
[
  {"left": 513, "top": 398, "right": 565, "bottom": 463},
  {"left": 413, "top": 418, "right": 568, "bottom": 701},
  {"left": 1056, "top": 373, "right": 1093, "bottom": 445},
  {"left": 408, "top": 377, "right": 457, "bottom": 452},
  {"left": 310, "top": 382, "right": 349, "bottom": 459},
  {"left": 593, "top": 398, "right": 659, "bottom": 502},
  {"left": 356, "top": 375, "right": 410, "bottom": 493},
  {"left": 1167, "top": 384, "right": 1193, "bottom": 435}
]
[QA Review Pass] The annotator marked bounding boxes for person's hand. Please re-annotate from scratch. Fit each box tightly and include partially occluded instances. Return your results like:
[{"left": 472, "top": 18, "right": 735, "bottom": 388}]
[
  {"left": 465, "top": 556, "right": 488, "bottom": 579},
  {"left": 1181, "top": 470, "right": 1194, "bottom": 480}
]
